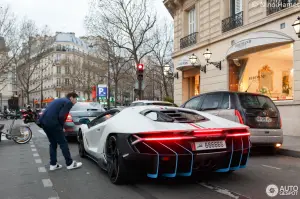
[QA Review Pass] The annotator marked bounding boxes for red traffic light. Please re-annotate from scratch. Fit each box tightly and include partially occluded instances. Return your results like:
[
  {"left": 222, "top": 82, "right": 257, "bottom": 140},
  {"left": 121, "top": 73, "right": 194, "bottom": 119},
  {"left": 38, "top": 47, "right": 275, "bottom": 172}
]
[{"left": 137, "top": 63, "right": 144, "bottom": 71}]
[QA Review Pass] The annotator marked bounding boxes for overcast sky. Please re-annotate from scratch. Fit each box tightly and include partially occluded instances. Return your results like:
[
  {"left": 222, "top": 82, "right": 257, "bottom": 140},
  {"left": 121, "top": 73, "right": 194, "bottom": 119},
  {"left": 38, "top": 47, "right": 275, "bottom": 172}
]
[{"left": 2, "top": 0, "right": 172, "bottom": 37}]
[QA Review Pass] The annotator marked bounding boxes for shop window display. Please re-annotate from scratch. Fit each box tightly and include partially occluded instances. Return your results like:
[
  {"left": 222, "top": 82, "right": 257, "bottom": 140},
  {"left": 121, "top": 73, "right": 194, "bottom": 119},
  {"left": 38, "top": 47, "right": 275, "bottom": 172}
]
[{"left": 229, "top": 58, "right": 294, "bottom": 101}]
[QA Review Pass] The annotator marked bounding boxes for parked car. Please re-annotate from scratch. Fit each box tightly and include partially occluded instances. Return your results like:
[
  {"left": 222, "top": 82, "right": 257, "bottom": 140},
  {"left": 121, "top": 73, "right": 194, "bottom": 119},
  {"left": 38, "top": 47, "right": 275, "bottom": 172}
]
[
  {"left": 63, "top": 102, "right": 105, "bottom": 138},
  {"left": 180, "top": 91, "right": 283, "bottom": 152},
  {"left": 130, "top": 100, "right": 176, "bottom": 107}
]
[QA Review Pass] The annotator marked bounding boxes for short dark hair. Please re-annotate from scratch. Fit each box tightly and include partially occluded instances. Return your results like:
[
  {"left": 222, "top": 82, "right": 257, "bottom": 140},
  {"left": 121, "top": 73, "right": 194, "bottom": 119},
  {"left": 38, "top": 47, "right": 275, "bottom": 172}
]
[{"left": 66, "top": 92, "right": 79, "bottom": 98}]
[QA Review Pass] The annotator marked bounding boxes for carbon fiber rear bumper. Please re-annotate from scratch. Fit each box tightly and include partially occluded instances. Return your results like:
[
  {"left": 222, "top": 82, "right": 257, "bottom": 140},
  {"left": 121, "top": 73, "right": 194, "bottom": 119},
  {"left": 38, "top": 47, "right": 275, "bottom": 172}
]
[{"left": 116, "top": 134, "right": 250, "bottom": 178}]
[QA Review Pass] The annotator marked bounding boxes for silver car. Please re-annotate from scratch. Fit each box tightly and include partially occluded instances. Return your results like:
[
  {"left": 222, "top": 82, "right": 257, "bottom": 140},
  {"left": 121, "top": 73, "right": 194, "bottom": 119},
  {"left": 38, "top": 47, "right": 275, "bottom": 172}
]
[{"left": 180, "top": 91, "right": 283, "bottom": 152}]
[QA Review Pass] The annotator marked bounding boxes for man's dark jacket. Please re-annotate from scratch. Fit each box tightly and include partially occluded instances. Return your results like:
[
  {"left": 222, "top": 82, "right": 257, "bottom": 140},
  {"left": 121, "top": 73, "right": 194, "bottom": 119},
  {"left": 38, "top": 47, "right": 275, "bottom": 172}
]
[{"left": 39, "top": 97, "right": 73, "bottom": 128}]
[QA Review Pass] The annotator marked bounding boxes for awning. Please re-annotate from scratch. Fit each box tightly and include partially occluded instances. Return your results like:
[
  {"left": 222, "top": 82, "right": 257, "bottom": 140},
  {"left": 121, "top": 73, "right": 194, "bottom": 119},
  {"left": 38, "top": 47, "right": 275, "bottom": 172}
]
[
  {"left": 176, "top": 56, "right": 194, "bottom": 71},
  {"left": 226, "top": 30, "right": 294, "bottom": 59}
]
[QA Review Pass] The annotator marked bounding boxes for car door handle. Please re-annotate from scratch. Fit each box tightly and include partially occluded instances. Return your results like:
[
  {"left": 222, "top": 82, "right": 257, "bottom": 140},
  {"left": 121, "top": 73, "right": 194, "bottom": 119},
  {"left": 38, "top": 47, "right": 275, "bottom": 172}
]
[{"left": 97, "top": 129, "right": 101, "bottom": 131}]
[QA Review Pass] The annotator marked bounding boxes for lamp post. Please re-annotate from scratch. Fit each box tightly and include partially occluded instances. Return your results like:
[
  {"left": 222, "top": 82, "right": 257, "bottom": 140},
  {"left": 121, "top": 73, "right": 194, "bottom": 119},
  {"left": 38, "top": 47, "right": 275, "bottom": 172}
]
[
  {"left": 189, "top": 53, "right": 206, "bottom": 73},
  {"left": 189, "top": 49, "right": 221, "bottom": 73},
  {"left": 292, "top": 16, "right": 300, "bottom": 38},
  {"left": 203, "top": 49, "right": 221, "bottom": 70}
]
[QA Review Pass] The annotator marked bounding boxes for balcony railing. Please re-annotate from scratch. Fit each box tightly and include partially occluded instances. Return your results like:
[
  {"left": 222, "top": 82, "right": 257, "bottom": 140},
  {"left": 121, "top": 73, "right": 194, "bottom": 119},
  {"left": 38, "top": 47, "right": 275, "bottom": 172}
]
[
  {"left": 180, "top": 32, "right": 198, "bottom": 49},
  {"left": 222, "top": 11, "right": 243, "bottom": 33},
  {"left": 267, "top": 0, "right": 298, "bottom": 15}
]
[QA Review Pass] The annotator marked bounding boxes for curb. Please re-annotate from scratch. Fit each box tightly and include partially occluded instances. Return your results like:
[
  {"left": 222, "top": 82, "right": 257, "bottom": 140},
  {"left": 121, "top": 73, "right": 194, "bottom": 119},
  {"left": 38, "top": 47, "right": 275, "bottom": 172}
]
[{"left": 278, "top": 148, "right": 300, "bottom": 158}]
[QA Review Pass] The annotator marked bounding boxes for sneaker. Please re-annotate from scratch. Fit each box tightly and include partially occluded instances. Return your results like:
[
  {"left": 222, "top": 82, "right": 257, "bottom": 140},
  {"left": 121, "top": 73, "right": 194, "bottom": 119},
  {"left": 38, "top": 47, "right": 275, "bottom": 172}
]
[
  {"left": 49, "top": 163, "right": 63, "bottom": 171},
  {"left": 67, "top": 161, "right": 82, "bottom": 170}
]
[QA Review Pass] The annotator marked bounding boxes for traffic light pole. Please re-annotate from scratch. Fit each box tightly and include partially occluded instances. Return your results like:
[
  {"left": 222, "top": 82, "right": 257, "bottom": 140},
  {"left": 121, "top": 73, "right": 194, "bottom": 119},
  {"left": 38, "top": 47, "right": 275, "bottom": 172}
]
[
  {"left": 138, "top": 76, "right": 142, "bottom": 100},
  {"left": 136, "top": 64, "right": 144, "bottom": 100}
]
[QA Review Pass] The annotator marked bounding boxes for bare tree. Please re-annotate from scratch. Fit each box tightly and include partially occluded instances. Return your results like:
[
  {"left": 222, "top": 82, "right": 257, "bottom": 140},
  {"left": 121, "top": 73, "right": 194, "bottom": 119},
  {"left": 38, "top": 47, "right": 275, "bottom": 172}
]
[
  {"left": 85, "top": 0, "right": 159, "bottom": 101},
  {"left": 148, "top": 22, "right": 174, "bottom": 99},
  {"left": 85, "top": 0, "right": 158, "bottom": 65},
  {"left": 0, "top": 4, "right": 19, "bottom": 91},
  {"left": 16, "top": 19, "right": 53, "bottom": 104}
]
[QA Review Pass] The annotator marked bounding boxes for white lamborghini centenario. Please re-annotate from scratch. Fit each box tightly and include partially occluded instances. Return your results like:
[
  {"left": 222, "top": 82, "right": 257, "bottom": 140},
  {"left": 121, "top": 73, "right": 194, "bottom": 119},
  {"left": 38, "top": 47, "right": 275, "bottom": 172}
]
[{"left": 77, "top": 106, "right": 251, "bottom": 184}]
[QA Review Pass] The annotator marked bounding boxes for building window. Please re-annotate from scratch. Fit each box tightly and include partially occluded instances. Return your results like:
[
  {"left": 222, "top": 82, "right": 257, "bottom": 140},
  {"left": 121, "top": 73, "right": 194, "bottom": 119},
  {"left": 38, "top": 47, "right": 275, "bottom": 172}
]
[
  {"left": 57, "top": 66, "right": 61, "bottom": 74},
  {"left": 65, "top": 66, "right": 70, "bottom": 74},
  {"left": 56, "top": 91, "right": 61, "bottom": 98},
  {"left": 188, "top": 8, "right": 196, "bottom": 34},
  {"left": 57, "top": 78, "right": 61, "bottom": 86},
  {"left": 65, "top": 78, "right": 70, "bottom": 85},
  {"left": 230, "top": 0, "right": 242, "bottom": 16}
]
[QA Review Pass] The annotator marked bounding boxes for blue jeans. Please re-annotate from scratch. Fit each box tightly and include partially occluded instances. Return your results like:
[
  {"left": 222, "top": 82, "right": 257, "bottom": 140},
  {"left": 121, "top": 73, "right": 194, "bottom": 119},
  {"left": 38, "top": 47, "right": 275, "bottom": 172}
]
[{"left": 43, "top": 125, "right": 73, "bottom": 166}]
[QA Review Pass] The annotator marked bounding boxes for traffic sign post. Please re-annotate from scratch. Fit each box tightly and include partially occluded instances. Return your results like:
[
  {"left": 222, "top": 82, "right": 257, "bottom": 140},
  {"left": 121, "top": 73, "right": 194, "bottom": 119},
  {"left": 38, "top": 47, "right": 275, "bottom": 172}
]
[{"left": 97, "top": 84, "right": 108, "bottom": 106}]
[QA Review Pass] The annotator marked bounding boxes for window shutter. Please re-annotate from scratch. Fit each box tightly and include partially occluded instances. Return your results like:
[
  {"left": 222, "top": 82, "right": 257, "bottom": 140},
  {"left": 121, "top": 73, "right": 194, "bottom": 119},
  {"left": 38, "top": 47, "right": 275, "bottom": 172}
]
[
  {"left": 235, "top": 0, "right": 242, "bottom": 14},
  {"left": 188, "top": 8, "right": 196, "bottom": 34}
]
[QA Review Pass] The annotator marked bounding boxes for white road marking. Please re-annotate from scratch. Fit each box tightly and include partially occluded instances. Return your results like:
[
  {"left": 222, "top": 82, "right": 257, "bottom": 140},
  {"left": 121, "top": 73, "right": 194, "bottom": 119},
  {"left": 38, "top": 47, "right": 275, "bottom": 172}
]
[
  {"left": 38, "top": 167, "right": 46, "bottom": 172},
  {"left": 49, "top": 197, "right": 59, "bottom": 199},
  {"left": 33, "top": 153, "right": 39, "bottom": 157},
  {"left": 42, "top": 179, "right": 53, "bottom": 187},
  {"left": 30, "top": 144, "right": 35, "bottom": 147},
  {"left": 31, "top": 148, "right": 37, "bottom": 151},
  {"left": 262, "top": 164, "right": 281, "bottom": 170},
  {"left": 35, "top": 159, "right": 42, "bottom": 163},
  {"left": 38, "top": 129, "right": 46, "bottom": 136},
  {"left": 199, "top": 182, "right": 251, "bottom": 199}
]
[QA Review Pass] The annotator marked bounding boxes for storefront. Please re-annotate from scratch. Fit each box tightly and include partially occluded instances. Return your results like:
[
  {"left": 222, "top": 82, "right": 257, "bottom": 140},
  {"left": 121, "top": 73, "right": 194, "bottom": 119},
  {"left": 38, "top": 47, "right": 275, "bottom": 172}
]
[
  {"left": 227, "top": 31, "right": 294, "bottom": 101},
  {"left": 176, "top": 56, "right": 200, "bottom": 102},
  {"left": 173, "top": 27, "right": 300, "bottom": 136}
]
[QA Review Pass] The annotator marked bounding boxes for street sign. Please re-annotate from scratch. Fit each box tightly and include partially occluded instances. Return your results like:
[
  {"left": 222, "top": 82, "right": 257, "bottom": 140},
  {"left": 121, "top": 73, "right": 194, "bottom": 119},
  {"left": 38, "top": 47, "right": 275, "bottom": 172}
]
[{"left": 97, "top": 84, "right": 108, "bottom": 98}]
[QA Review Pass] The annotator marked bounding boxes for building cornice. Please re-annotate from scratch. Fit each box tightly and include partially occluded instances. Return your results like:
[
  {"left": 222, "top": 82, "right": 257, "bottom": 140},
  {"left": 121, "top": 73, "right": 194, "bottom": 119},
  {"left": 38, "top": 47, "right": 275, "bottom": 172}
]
[
  {"left": 172, "top": 5, "right": 300, "bottom": 59},
  {"left": 163, "top": 0, "right": 184, "bottom": 18}
]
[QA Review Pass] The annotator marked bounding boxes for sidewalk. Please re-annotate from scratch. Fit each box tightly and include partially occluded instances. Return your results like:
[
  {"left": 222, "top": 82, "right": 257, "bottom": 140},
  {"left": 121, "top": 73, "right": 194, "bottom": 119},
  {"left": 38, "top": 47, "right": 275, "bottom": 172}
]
[
  {"left": 0, "top": 124, "right": 59, "bottom": 199},
  {"left": 278, "top": 135, "right": 300, "bottom": 158}
]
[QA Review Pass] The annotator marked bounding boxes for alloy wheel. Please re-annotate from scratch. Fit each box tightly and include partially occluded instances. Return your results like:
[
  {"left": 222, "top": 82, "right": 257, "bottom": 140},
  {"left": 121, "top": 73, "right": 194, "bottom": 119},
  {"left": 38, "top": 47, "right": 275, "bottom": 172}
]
[{"left": 107, "top": 136, "right": 119, "bottom": 183}]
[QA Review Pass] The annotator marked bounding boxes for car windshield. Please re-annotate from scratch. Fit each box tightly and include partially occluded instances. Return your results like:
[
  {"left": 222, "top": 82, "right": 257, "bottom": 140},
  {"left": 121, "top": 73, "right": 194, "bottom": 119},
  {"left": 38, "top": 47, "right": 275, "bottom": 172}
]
[
  {"left": 71, "top": 102, "right": 104, "bottom": 111},
  {"left": 238, "top": 94, "right": 277, "bottom": 110}
]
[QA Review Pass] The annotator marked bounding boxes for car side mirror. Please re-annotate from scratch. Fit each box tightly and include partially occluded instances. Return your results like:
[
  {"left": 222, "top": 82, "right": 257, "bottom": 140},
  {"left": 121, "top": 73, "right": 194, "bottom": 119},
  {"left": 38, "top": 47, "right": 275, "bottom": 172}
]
[{"left": 79, "top": 118, "right": 90, "bottom": 125}]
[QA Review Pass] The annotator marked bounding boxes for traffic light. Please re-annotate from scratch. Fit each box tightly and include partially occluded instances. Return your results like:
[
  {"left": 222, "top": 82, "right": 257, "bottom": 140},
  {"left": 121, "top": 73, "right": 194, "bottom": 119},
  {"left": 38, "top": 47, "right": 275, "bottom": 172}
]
[
  {"left": 137, "top": 63, "right": 144, "bottom": 72},
  {"left": 137, "top": 63, "right": 144, "bottom": 80}
]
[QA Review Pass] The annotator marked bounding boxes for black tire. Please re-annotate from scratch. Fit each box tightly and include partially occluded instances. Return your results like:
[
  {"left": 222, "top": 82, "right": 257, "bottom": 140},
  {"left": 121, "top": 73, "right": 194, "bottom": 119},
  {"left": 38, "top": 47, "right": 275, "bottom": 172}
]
[
  {"left": 78, "top": 130, "right": 86, "bottom": 158},
  {"left": 106, "top": 135, "right": 128, "bottom": 185},
  {"left": 13, "top": 126, "right": 32, "bottom": 144}
]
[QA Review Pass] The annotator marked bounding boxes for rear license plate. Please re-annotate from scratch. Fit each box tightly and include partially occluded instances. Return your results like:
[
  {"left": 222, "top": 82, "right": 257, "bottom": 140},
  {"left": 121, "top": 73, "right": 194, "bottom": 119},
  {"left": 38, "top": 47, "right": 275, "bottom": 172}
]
[
  {"left": 256, "top": 116, "right": 272, "bottom": 122},
  {"left": 194, "top": 140, "right": 226, "bottom": 151}
]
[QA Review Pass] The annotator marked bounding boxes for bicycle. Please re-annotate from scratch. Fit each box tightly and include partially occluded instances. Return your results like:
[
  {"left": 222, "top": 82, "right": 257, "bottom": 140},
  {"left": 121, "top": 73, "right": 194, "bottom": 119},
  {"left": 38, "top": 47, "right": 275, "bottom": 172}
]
[{"left": 0, "top": 112, "right": 33, "bottom": 144}]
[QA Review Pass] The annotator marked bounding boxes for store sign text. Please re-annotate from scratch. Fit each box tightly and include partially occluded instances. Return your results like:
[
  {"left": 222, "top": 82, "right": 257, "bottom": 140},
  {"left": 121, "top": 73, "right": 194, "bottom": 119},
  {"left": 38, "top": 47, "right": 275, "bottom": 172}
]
[
  {"left": 249, "top": 74, "right": 265, "bottom": 80},
  {"left": 234, "top": 39, "right": 251, "bottom": 50}
]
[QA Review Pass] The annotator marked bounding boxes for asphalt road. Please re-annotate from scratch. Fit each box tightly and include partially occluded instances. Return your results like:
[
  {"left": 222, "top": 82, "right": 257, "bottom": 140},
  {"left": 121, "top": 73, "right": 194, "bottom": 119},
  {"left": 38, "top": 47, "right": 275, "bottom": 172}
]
[{"left": 1, "top": 121, "right": 300, "bottom": 199}]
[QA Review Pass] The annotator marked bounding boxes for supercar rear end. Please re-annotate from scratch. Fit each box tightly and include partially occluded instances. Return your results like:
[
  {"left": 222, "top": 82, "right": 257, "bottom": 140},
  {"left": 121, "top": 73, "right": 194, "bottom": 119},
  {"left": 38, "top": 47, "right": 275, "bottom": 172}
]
[{"left": 122, "top": 127, "right": 251, "bottom": 178}]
